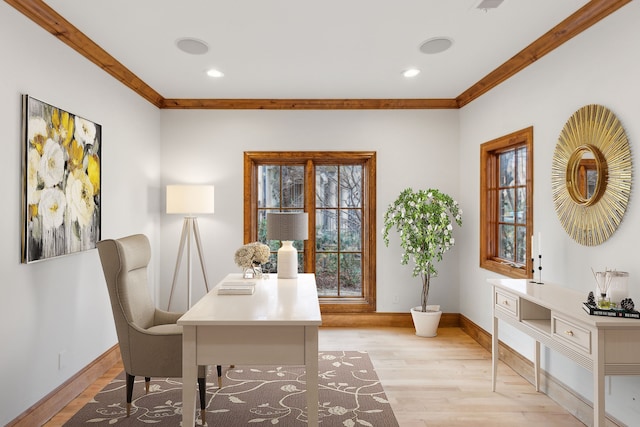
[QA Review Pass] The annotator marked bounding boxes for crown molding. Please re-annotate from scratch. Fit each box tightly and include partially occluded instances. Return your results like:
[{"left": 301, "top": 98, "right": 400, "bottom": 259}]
[
  {"left": 5, "top": 0, "right": 631, "bottom": 110},
  {"left": 161, "top": 98, "right": 459, "bottom": 110},
  {"left": 5, "top": 0, "right": 164, "bottom": 107},
  {"left": 456, "top": 0, "right": 631, "bottom": 107}
]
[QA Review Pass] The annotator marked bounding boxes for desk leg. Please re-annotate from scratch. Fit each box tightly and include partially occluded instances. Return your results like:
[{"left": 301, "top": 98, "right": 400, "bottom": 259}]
[
  {"left": 492, "top": 315, "right": 498, "bottom": 391},
  {"left": 534, "top": 340, "right": 541, "bottom": 392},
  {"left": 305, "top": 326, "right": 319, "bottom": 427},
  {"left": 182, "top": 325, "right": 197, "bottom": 427}
]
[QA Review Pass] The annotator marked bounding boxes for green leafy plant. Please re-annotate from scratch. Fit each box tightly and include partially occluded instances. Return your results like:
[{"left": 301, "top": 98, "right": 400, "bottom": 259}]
[{"left": 383, "top": 188, "right": 462, "bottom": 312}]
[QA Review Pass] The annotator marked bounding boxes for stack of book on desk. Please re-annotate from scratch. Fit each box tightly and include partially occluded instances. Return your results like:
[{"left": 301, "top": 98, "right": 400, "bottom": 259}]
[
  {"left": 217, "top": 281, "right": 256, "bottom": 295},
  {"left": 583, "top": 302, "right": 640, "bottom": 319}
]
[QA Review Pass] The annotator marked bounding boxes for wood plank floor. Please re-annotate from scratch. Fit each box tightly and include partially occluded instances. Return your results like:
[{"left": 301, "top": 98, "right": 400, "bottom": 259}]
[{"left": 45, "top": 327, "right": 585, "bottom": 426}]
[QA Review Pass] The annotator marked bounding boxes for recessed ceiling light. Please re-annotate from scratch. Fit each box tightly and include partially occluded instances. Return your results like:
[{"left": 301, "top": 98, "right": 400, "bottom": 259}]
[
  {"left": 402, "top": 68, "right": 421, "bottom": 78},
  {"left": 419, "top": 37, "right": 453, "bottom": 55},
  {"left": 206, "top": 68, "right": 224, "bottom": 78},
  {"left": 176, "top": 38, "right": 209, "bottom": 55}
]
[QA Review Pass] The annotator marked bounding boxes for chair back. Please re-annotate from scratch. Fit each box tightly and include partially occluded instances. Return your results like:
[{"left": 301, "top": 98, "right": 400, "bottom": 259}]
[{"left": 97, "top": 234, "right": 157, "bottom": 369}]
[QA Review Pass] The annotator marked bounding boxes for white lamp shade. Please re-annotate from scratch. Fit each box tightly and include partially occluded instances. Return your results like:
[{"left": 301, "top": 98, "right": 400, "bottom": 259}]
[
  {"left": 166, "top": 185, "right": 215, "bottom": 215},
  {"left": 266, "top": 212, "right": 309, "bottom": 241}
]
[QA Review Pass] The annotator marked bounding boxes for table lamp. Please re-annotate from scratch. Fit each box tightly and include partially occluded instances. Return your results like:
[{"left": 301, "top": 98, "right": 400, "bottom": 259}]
[
  {"left": 166, "top": 184, "right": 215, "bottom": 309},
  {"left": 266, "top": 212, "right": 309, "bottom": 279}
]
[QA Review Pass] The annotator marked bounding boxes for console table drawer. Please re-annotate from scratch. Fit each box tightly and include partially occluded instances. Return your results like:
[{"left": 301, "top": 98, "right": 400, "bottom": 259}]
[
  {"left": 495, "top": 289, "right": 519, "bottom": 318},
  {"left": 552, "top": 316, "right": 591, "bottom": 355}
]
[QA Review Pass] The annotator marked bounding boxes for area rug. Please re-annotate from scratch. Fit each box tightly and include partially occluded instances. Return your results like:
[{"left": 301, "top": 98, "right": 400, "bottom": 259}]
[{"left": 63, "top": 351, "right": 398, "bottom": 426}]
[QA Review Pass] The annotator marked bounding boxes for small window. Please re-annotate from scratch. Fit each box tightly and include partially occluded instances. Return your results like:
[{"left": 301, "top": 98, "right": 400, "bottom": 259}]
[{"left": 480, "top": 127, "right": 533, "bottom": 279}]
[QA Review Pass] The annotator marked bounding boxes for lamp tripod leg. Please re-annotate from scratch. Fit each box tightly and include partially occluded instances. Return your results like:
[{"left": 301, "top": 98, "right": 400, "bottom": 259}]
[
  {"left": 167, "top": 218, "right": 189, "bottom": 311},
  {"left": 186, "top": 218, "right": 193, "bottom": 308},
  {"left": 192, "top": 218, "right": 210, "bottom": 293}
]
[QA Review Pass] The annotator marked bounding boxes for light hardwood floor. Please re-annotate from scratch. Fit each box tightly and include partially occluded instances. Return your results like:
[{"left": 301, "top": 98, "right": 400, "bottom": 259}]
[{"left": 45, "top": 327, "right": 585, "bottom": 426}]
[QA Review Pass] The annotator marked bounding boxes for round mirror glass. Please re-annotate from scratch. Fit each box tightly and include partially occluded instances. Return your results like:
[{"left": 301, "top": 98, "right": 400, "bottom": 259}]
[{"left": 566, "top": 144, "right": 606, "bottom": 206}]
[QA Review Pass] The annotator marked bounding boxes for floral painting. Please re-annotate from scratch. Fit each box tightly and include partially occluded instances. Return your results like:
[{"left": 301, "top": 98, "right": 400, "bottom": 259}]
[{"left": 22, "top": 95, "right": 101, "bottom": 263}]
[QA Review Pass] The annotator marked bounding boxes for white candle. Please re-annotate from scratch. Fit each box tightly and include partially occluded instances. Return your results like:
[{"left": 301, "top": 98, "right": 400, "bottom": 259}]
[
  {"left": 531, "top": 235, "right": 535, "bottom": 257},
  {"left": 538, "top": 232, "right": 542, "bottom": 256}
]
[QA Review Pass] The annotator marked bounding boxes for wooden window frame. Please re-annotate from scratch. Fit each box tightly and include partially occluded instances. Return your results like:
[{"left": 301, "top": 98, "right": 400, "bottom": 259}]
[
  {"left": 243, "top": 151, "right": 377, "bottom": 313},
  {"left": 480, "top": 127, "right": 533, "bottom": 279}
]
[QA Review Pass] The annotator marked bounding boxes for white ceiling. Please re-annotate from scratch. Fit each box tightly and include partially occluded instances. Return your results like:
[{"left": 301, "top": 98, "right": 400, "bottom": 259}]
[{"left": 45, "top": 0, "right": 589, "bottom": 99}]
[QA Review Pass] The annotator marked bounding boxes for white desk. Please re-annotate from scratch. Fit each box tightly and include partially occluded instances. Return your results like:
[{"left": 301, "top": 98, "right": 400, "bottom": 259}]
[
  {"left": 490, "top": 278, "right": 640, "bottom": 427},
  {"left": 178, "top": 273, "right": 322, "bottom": 427}
]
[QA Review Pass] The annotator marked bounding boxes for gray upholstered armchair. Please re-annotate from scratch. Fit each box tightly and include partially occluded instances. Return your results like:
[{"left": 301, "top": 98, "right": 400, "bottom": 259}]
[{"left": 97, "top": 234, "right": 210, "bottom": 421}]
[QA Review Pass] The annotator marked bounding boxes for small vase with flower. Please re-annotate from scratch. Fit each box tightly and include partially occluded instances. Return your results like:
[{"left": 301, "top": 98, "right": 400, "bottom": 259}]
[{"left": 235, "top": 242, "right": 270, "bottom": 279}]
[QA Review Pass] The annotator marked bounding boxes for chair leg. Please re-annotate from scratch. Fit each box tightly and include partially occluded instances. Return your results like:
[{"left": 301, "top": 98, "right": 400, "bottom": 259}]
[
  {"left": 125, "top": 373, "right": 135, "bottom": 417},
  {"left": 217, "top": 365, "right": 222, "bottom": 388},
  {"left": 145, "top": 377, "right": 150, "bottom": 394},
  {"left": 198, "top": 376, "right": 206, "bottom": 424}
]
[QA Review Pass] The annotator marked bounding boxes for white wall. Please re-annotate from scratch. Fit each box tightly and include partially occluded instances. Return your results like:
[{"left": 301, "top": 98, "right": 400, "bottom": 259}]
[
  {"left": 0, "top": 4, "right": 163, "bottom": 425},
  {"left": 159, "top": 109, "right": 461, "bottom": 313},
  {"left": 458, "top": 2, "right": 640, "bottom": 424}
]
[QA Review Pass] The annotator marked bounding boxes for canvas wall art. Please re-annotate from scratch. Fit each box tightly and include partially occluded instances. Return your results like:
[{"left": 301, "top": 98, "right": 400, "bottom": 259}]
[{"left": 22, "top": 95, "right": 101, "bottom": 263}]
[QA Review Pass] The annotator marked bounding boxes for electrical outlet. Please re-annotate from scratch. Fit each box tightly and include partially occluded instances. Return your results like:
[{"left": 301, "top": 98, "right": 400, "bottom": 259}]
[
  {"left": 58, "top": 351, "right": 66, "bottom": 370},
  {"left": 393, "top": 295, "right": 400, "bottom": 304}
]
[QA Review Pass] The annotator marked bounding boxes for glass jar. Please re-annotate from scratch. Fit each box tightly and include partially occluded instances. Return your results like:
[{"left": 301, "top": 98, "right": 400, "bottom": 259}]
[
  {"left": 607, "top": 271, "right": 629, "bottom": 307},
  {"left": 597, "top": 294, "right": 612, "bottom": 309}
]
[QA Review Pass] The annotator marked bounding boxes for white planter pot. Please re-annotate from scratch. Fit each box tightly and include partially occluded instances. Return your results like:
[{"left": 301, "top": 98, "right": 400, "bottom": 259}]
[{"left": 410, "top": 305, "right": 442, "bottom": 337}]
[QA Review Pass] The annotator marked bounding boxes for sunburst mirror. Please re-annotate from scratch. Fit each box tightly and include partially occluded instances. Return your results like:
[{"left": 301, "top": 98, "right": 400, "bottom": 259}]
[{"left": 551, "top": 104, "right": 632, "bottom": 246}]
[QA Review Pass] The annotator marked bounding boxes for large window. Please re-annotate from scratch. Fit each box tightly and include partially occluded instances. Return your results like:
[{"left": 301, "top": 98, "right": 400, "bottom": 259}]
[
  {"left": 244, "top": 152, "right": 376, "bottom": 313},
  {"left": 480, "top": 127, "right": 533, "bottom": 279}
]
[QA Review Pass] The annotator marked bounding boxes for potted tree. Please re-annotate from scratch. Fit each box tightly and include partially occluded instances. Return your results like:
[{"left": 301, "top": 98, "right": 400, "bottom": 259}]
[{"left": 383, "top": 188, "right": 462, "bottom": 337}]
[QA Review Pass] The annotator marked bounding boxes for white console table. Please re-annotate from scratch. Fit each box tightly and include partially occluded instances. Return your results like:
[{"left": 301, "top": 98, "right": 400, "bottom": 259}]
[{"left": 490, "top": 278, "right": 640, "bottom": 427}]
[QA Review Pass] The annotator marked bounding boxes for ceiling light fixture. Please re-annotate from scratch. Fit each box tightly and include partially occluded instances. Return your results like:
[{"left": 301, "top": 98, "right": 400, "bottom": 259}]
[
  {"left": 419, "top": 37, "right": 453, "bottom": 55},
  {"left": 206, "top": 68, "right": 224, "bottom": 78},
  {"left": 176, "top": 37, "right": 209, "bottom": 55},
  {"left": 474, "top": 0, "right": 504, "bottom": 10},
  {"left": 402, "top": 68, "right": 421, "bottom": 78}
]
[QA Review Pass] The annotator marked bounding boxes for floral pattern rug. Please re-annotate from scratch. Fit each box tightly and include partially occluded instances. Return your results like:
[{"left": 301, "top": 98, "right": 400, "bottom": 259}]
[{"left": 63, "top": 351, "right": 398, "bottom": 426}]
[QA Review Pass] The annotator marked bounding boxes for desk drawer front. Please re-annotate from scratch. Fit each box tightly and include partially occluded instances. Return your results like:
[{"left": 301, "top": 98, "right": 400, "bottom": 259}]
[
  {"left": 552, "top": 316, "right": 591, "bottom": 355},
  {"left": 196, "top": 326, "right": 307, "bottom": 365},
  {"left": 495, "top": 289, "right": 518, "bottom": 318}
]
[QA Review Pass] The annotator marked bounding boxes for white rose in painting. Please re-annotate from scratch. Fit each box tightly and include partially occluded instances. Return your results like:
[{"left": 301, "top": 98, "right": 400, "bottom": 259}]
[
  {"left": 40, "top": 138, "right": 65, "bottom": 188},
  {"left": 66, "top": 169, "right": 95, "bottom": 227},
  {"left": 28, "top": 117, "right": 48, "bottom": 144},
  {"left": 74, "top": 116, "right": 96, "bottom": 147},
  {"left": 27, "top": 148, "right": 41, "bottom": 204},
  {"left": 39, "top": 187, "right": 66, "bottom": 230}
]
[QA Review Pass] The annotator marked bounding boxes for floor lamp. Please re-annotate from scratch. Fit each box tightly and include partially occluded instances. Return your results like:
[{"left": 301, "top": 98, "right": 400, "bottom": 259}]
[
  {"left": 166, "top": 184, "right": 215, "bottom": 310},
  {"left": 266, "top": 212, "right": 309, "bottom": 279}
]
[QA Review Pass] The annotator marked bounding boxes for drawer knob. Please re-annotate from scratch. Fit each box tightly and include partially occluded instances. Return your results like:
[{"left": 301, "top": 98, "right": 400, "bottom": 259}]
[
  {"left": 503, "top": 300, "right": 509, "bottom": 306},
  {"left": 565, "top": 330, "right": 574, "bottom": 336}
]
